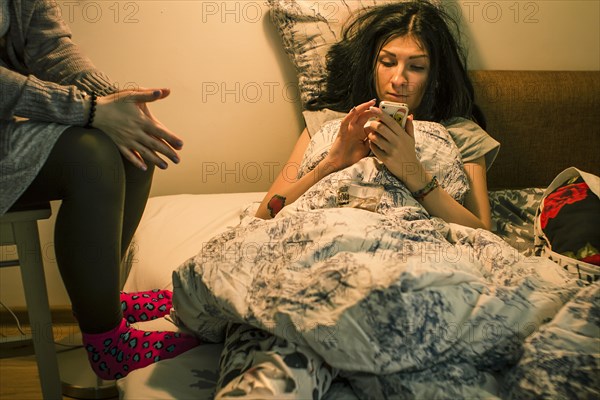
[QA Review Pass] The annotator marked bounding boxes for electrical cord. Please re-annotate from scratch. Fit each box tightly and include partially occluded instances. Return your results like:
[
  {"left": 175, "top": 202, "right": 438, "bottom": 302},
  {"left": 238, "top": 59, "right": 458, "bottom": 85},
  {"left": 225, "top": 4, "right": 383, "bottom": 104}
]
[
  {"left": 0, "top": 298, "right": 27, "bottom": 336},
  {"left": 0, "top": 298, "right": 83, "bottom": 349}
]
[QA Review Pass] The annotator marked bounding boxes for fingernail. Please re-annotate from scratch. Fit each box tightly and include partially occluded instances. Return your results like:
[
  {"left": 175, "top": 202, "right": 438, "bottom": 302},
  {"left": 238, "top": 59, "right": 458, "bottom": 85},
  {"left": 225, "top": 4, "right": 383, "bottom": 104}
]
[
  {"left": 172, "top": 157, "right": 180, "bottom": 164},
  {"left": 140, "top": 164, "right": 147, "bottom": 171},
  {"left": 153, "top": 90, "right": 161, "bottom": 96},
  {"left": 161, "top": 162, "right": 168, "bottom": 169}
]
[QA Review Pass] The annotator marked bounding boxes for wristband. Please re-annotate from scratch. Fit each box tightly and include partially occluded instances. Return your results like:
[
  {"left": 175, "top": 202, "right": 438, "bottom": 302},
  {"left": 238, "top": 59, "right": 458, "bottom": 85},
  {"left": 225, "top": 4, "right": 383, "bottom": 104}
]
[
  {"left": 85, "top": 92, "right": 97, "bottom": 129},
  {"left": 411, "top": 176, "right": 439, "bottom": 201}
]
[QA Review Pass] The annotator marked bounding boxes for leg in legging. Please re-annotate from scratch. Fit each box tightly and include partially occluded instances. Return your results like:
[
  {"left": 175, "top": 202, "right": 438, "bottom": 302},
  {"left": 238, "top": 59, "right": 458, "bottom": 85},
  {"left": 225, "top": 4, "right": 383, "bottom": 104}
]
[
  {"left": 21, "top": 127, "right": 163, "bottom": 325},
  {"left": 17, "top": 127, "right": 126, "bottom": 332},
  {"left": 120, "top": 159, "right": 154, "bottom": 257},
  {"left": 118, "top": 158, "right": 176, "bottom": 323},
  {"left": 16, "top": 127, "right": 198, "bottom": 379}
]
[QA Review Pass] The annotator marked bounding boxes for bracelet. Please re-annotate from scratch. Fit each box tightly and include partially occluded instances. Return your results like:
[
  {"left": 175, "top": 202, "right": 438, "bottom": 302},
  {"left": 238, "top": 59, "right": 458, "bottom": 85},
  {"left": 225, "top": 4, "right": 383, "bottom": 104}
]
[
  {"left": 84, "top": 92, "right": 97, "bottom": 129},
  {"left": 411, "top": 175, "right": 439, "bottom": 201},
  {"left": 267, "top": 194, "right": 286, "bottom": 218}
]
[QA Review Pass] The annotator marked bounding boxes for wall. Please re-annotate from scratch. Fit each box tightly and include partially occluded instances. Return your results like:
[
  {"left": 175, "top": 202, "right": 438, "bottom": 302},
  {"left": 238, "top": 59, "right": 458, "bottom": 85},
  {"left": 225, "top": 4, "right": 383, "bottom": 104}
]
[{"left": 1, "top": 0, "right": 598, "bottom": 309}]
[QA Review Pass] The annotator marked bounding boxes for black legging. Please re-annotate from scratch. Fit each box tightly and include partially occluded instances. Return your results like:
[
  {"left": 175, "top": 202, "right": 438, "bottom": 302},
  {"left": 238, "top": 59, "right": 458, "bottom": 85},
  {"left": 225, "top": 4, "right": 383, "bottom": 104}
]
[{"left": 15, "top": 126, "right": 154, "bottom": 333}]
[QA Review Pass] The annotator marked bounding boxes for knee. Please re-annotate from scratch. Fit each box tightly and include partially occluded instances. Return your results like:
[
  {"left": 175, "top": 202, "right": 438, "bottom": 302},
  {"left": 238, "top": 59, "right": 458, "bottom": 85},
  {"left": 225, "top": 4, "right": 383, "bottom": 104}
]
[
  {"left": 59, "top": 127, "right": 125, "bottom": 195},
  {"left": 123, "top": 160, "right": 155, "bottom": 203},
  {"left": 125, "top": 158, "right": 155, "bottom": 187},
  {"left": 63, "top": 127, "right": 121, "bottom": 164}
]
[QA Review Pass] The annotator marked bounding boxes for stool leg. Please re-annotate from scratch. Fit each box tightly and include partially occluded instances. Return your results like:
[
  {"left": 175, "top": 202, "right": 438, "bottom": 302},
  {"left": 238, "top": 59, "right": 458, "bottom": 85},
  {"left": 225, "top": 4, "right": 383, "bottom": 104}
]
[{"left": 13, "top": 220, "right": 63, "bottom": 400}]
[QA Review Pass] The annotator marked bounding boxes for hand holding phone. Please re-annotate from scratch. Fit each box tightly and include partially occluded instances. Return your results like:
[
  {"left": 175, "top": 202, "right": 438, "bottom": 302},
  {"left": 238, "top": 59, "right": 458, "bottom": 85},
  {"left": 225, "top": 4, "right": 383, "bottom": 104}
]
[{"left": 379, "top": 101, "right": 409, "bottom": 128}]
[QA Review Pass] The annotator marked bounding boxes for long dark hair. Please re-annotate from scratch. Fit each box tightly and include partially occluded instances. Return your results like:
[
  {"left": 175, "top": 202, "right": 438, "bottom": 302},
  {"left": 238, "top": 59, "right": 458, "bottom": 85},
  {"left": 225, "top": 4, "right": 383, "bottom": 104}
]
[{"left": 307, "top": 1, "right": 484, "bottom": 126}]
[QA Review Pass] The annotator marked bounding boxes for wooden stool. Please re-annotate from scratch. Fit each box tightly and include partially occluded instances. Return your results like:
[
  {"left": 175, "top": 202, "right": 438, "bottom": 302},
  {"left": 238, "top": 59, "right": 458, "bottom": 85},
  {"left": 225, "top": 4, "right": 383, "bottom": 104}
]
[{"left": 0, "top": 202, "right": 62, "bottom": 399}]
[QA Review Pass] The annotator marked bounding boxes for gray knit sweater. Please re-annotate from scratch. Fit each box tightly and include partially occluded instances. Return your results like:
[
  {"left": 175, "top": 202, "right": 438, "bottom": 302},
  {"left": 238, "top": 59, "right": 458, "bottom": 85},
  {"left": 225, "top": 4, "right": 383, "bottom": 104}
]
[{"left": 0, "top": 0, "right": 115, "bottom": 215}]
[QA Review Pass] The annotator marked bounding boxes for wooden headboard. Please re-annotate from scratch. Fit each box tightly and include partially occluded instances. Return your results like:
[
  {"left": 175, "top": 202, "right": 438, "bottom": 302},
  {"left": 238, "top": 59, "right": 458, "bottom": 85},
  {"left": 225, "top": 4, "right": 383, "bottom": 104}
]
[{"left": 469, "top": 70, "right": 600, "bottom": 189}]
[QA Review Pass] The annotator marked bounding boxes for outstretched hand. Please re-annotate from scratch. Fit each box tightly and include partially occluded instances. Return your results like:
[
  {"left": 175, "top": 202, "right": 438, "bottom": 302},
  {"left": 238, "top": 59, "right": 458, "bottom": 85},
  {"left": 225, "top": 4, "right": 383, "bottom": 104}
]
[{"left": 93, "top": 88, "right": 183, "bottom": 171}]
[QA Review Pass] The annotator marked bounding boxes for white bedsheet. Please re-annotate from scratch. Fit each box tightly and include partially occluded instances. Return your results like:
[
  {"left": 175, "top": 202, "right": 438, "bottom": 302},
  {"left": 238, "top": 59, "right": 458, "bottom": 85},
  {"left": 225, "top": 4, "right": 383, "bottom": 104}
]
[
  {"left": 117, "top": 318, "right": 224, "bottom": 399},
  {"left": 123, "top": 192, "right": 266, "bottom": 292},
  {"left": 117, "top": 318, "right": 361, "bottom": 400}
]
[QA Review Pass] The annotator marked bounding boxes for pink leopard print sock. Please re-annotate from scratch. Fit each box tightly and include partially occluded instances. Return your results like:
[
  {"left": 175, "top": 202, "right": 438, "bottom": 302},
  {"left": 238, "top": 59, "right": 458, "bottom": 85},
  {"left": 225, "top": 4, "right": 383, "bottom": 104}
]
[
  {"left": 82, "top": 318, "right": 199, "bottom": 380},
  {"left": 120, "top": 289, "right": 172, "bottom": 323}
]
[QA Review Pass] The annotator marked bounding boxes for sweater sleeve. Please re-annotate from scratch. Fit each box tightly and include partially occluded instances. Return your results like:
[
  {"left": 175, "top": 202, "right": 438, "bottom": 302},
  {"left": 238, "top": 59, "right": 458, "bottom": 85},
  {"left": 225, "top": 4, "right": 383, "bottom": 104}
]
[
  {"left": 0, "top": 0, "right": 118, "bottom": 123},
  {"left": 22, "top": 0, "right": 115, "bottom": 95},
  {"left": 0, "top": 66, "right": 87, "bottom": 125}
]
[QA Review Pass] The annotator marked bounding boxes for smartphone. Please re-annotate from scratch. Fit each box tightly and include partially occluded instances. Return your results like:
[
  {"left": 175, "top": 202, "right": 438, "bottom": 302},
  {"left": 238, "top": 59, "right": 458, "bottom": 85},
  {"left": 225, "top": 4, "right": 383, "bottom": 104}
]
[{"left": 379, "top": 101, "right": 409, "bottom": 128}]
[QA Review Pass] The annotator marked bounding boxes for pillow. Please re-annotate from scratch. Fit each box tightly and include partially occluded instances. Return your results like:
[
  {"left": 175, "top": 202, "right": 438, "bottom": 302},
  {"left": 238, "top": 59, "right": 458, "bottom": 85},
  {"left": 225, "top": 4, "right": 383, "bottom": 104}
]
[
  {"left": 534, "top": 167, "right": 600, "bottom": 284},
  {"left": 266, "top": 0, "right": 441, "bottom": 109},
  {"left": 302, "top": 108, "right": 346, "bottom": 137}
]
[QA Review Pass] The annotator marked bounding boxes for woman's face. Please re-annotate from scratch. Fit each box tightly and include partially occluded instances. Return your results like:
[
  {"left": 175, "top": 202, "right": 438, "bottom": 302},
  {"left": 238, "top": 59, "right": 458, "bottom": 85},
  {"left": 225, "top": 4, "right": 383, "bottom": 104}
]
[{"left": 375, "top": 35, "right": 430, "bottom": 112}]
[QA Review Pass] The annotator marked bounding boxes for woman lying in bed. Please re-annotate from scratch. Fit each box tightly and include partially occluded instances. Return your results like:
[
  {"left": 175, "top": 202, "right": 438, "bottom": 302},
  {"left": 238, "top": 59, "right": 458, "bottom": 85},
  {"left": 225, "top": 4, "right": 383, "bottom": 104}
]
[
  {"left": 172, "top": 3, "right": 585, "bottom": 399},
  {"left": 255, "top": 1, "right": 499, "bottom": 230}
]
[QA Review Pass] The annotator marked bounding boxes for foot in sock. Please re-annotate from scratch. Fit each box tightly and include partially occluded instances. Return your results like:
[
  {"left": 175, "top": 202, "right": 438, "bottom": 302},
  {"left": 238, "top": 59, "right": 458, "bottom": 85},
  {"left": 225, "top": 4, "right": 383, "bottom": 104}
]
[
  {"left": 82, "top": 318, "right": 199, "bottom": 380},
  {"left": 120, "top": 289, "right": 172, "bottom": 323}
]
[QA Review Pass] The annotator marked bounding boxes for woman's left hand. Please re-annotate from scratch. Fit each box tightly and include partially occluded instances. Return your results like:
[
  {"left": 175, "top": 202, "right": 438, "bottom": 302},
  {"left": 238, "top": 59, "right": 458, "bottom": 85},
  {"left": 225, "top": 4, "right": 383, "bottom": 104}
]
[
  {"left": 93, "top": 88, "right": 183, "bottom": 171},
  {"left": 365, "top": 107, "right": 424, "bottom": 186}
]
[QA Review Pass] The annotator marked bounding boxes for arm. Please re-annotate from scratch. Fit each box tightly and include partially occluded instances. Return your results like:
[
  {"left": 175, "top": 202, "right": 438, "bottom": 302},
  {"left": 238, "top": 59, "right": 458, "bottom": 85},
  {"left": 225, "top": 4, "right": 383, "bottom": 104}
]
[
  {"left": 461, "top": 157, "right": 492, "bottom": 230},
  {"left": 255, "top": 128, "right": 323, "bottom": 219},
  {"left": 367, "top": 109, "right": 492, "bottom": 230},
  {"left": 21, "top": 0, "right": 114, "bottom": 94},
  {"left": 1, "top": 0, "right": 111, "bottom": 123},
  {"left": 411, "top": 156, "right": 491, "bottom": 230},
  {"left": 1, "top": 1, "right": 182, "bottom": 170},
  {"left": 256, "top": 100, "right": 377, "bottom": 219},
  {"left": 0, "top": 67, "right": 182, "bottom": 171},
  {"left": 0, "top": 66, "right": 89, "bottom": 125}
]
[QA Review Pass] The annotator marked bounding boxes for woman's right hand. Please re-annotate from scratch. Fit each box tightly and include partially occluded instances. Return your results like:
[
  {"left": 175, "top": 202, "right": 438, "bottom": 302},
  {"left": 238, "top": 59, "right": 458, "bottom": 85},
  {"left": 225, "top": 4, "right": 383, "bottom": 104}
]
[
  {"left": 92, "top": 88, "right": 183, "bottom": 171},
  {"left": 320, "top": 99, "right": 376, "bottom": 173}
]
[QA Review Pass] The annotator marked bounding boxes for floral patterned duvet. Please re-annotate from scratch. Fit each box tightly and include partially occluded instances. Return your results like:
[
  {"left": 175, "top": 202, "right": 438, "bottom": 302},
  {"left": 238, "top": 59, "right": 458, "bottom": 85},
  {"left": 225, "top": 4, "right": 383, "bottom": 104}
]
[{"left": 172, "top": 121, "right": 598, "bottom": 399}]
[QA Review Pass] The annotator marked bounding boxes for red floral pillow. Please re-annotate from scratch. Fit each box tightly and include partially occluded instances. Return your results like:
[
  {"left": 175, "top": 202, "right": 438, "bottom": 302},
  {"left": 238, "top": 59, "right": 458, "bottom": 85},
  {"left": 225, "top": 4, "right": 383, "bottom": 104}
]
[{"left": 537, "top": 175, "right": 600, "bottom": 283}]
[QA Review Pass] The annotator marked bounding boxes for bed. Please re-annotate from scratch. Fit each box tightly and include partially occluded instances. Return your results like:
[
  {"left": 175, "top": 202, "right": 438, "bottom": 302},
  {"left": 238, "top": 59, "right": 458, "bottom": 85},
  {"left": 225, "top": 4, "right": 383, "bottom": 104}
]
[{"left": 116, "top": 1, "right": 600, "bottom": 399}]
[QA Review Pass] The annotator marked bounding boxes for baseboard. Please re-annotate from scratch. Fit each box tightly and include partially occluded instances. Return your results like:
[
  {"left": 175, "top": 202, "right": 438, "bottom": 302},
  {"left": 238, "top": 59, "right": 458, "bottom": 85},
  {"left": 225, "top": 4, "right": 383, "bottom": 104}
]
[{"left": 0, "top": 305, "right": 76, "bottom": 326}]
